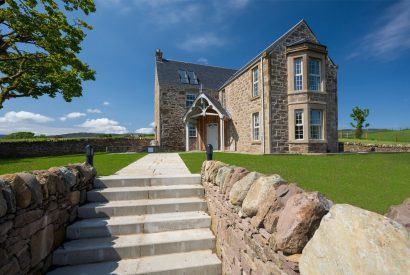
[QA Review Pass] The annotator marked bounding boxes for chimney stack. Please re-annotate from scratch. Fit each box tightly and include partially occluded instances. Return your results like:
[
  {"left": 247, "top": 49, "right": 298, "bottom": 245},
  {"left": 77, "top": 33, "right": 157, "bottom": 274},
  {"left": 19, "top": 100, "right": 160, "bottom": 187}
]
[{"left": 155, "top": 49, "right": 163, "bottom": 62}]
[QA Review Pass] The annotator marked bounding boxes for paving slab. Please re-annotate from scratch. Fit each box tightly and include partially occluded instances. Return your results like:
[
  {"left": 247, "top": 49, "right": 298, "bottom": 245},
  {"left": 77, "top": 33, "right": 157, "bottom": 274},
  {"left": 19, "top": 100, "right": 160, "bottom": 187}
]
[{"left": 114, "top": 153, "right": 191, "bottom": 176}]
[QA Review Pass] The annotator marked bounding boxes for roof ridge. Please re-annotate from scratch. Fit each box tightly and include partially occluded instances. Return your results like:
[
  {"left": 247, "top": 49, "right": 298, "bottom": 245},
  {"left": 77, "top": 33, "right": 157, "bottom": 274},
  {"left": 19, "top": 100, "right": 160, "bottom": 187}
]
[
  {"left": 219, "top": 19, "right": 316, "bottom": 89},
  {"left": 159, "top": 59, "right": 237, "bottom": 71}
]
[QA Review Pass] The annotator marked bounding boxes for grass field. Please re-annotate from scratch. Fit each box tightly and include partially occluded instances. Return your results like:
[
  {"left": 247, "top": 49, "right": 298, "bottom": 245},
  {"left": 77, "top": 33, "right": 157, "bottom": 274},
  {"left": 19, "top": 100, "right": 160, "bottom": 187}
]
[
  {"left": 0, "top": 153, "right": 146, "bottom": 176},
  {"left": 180, "top": 152, "right": 410, "bottom": 213},
  {"left": 339, "top": 129, "right": 410, "bottom": 144}
]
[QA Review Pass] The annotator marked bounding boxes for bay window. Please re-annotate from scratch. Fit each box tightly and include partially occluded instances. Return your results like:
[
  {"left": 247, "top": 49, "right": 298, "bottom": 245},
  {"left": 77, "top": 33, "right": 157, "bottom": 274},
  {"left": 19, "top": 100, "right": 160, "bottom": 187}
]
[
  {"left": 309, "top": 59, "right": 321, "bottom": 91},
  {"left": 310, "top": 109, "right": 322, "bottom": 139}
]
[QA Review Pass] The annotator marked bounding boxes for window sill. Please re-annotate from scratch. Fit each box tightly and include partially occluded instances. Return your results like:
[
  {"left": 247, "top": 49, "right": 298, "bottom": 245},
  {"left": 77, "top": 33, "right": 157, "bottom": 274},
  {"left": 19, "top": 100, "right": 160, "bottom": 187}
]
[
  {"left": 250, "top": 95, "right": 261, "bottom": 101},
  {"left": 288, "top": 90, "right": 327, "bottom": 95},
  {"left": 251, "top": 140, "right": 262, "bottom": 145},
  {"left": 289, "top": 139, "right": 327, "bottom": 144}
]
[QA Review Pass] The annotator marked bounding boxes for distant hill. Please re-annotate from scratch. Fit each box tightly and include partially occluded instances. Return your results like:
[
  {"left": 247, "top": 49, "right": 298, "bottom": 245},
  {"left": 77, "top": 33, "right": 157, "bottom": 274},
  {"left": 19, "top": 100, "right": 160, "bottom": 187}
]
[{"left": 48, "top": 133, "right": 120, "bottom": 138}]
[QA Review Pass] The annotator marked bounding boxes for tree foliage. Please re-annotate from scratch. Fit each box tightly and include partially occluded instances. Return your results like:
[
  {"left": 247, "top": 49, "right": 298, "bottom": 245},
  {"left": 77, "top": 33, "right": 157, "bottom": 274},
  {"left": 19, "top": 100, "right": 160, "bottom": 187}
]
[
  {"left": 0, "top": 0, "right": 96, "bottom": 109},
  {"left": 350, "top": 106, "right": 370, "bottom": 138},
  {"left": 6, "top": 131, "right": 35, "bottom": 139}
]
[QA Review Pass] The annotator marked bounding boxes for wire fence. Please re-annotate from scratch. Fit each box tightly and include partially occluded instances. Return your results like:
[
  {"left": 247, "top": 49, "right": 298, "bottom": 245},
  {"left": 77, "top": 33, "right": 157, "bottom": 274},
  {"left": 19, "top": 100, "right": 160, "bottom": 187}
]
[{"left": 338, "top": 128, "right": 410, "bottom": 143}]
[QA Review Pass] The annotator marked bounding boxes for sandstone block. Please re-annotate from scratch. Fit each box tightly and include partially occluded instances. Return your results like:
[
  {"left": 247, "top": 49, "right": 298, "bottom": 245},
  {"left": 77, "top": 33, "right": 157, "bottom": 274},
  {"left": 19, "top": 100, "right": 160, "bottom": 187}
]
[
  {"left": 222, "top": 167, "right": 249, "bottom": 197},
  {"left": 242, "top": 174, "right": 286, "bottom": 217},
  {"left": 258, "top": 183, "right": 304, "bottom": 233},
  {"left": 59, "top": 167, "right": 77, "bottom": 189},
  {"left": 215, "top": 166, "right": 235, "bottom": 188},
  {"left": 273, "top": 192, "right": 332, "bottom": 254},
  {"left": 48, "top": 167, "right": 68, "bottom": 195},
  {"left": 0, "top": 174, "right": 31, "bottom": 208},
  {"left": 300, "top": 204, "right": 410, "bottom": 275},
  {"left": 31, "top": 223, "right": 54, "bottom": 266},
  {"left": 17, "top": 173, "right": 43, "bottom": 206},
  {"left": 207, "top": 161, "right": 227, "bottom": 184},
  {"left": 0, "top": 192, "right": 7, "bottom": 217},
  {"left": 15, "top": 209, "right": 43, "bottom": 227},
  {"left": 0, "top": 179, "right": 16, "bottom": 213},
  {"left": 69, "top": 190, "right": 81, "bottom": 205},
  {"left": 385, "top": 197, "right": 410, "bottom": 231},
  {"left": 229, "top": 172, "right": 262, "bottom": 206}
]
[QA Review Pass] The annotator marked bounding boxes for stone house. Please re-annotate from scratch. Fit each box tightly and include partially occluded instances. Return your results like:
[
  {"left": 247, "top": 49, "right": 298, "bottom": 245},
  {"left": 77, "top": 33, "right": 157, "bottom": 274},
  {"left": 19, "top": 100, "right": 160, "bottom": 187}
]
[{"left": 154, "top": 20, "right": 338, "bottom": 153}]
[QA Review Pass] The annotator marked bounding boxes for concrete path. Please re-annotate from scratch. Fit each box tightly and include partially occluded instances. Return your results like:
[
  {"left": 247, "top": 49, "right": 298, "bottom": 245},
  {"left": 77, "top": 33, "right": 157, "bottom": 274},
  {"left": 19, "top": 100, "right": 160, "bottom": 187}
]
[{"left": 114, "top": 153, "right": 191, "bottom": 176}]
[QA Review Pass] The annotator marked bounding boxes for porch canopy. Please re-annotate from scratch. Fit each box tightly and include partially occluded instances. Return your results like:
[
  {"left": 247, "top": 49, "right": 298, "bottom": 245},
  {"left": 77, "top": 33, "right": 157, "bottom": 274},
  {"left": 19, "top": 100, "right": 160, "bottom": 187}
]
[{"left": 183, "top": 92, "right": 231, "bottom": 151}]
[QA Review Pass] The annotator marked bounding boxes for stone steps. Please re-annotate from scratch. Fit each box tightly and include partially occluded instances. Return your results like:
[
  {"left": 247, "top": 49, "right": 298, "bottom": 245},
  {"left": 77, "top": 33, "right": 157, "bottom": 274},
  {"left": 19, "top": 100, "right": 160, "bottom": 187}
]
[
  {"left": 53, "top": 228, "right": 215, "bottom": 266},
  {"left": 50, "top": 174, "right": 221, "bottom": 274},
  {"left": 67, "top": 211, "right": 211, "bottom": 239},
  {"left": 87, "top": 185, "right": 204, "bottom": 202},
  {"left": 78, "top": 197, "right": 208, "bottom": 218},
  {"left": 48, "top": 250, "right": 221, "bottom": 275},
  {"left": 94, "top": 175, "right": 201, "bottom": 188}
]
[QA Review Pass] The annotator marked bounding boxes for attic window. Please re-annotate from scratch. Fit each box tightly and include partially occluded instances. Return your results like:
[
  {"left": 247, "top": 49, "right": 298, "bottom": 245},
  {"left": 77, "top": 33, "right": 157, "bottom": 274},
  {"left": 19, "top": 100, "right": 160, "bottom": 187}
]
[
  {"left": 178, "top": 70, "right": 189, "bottom": 84},
  {"left": 187, "top": 71, "right": 199, "bottom": 84},
  {"left": 178, "top": 70, "right": 199, "bottom": 85}
]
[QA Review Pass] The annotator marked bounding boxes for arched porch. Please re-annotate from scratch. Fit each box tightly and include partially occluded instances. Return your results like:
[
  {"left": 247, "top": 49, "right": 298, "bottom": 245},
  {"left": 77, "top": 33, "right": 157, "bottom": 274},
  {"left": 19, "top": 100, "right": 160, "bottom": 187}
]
[{"left": 183, "top": 93, "right": 231, "bottom": 151}]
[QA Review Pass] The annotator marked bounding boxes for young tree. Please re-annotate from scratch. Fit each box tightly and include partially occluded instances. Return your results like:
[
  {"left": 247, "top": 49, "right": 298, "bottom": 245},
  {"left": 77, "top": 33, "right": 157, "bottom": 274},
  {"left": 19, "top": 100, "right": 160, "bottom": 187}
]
[
  {"left": 0, "top": 0, "right": 96, "bottom": 109},
  {"left": 350, "top": 106, "right": 370, "bottom": 139}
]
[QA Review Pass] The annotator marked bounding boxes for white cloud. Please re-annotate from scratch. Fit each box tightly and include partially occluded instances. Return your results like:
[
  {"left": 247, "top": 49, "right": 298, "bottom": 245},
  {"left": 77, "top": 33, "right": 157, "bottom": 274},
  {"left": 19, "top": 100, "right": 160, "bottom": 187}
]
[
  {"left": 103, "top": 101, "right": 110, "bottom": 106},
  {"left": 87, "top": 108, "right": 102, "bottom": 114},
  {"left": 0, "top": 111, "right": 54, "bottom": 123},
  {"left": 179, "top": 33, "right": 226, "bottom": 51},
  {"left": 78, "top": 118, "right": 127, "bottom": 134},
  {"left": 135, "top": 128, "right": 154, "bottom": 134},
  {"left": 349, "top": 0, "right": 410, "bottom": 60},
  {"left": 60, "top": 112, "right": 86, "bottom": 121},
  {"left": 197, "top": 57, "right": 209, "bottom": 65},
  {"left": 149, "top": 121, "right": 155, "bottom": 127}
]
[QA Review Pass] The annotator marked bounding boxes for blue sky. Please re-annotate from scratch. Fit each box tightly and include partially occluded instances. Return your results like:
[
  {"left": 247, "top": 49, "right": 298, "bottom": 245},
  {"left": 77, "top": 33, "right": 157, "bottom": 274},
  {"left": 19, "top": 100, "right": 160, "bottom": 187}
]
[{"left": 1, "top": 0, "right": 409, "bottom": 135}]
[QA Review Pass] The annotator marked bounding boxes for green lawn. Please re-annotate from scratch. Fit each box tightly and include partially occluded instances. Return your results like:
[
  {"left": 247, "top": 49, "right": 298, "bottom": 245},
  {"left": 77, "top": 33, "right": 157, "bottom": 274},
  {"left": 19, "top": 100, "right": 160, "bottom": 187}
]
[
  {"left": 0, "top": 153, "right": 146, "bottom": 176},
  {"left": 339, "top": 129, "right": 410, "bottom": 144},
  {"left": 180, "top": 152, "right": 410, "bottom": 213}
]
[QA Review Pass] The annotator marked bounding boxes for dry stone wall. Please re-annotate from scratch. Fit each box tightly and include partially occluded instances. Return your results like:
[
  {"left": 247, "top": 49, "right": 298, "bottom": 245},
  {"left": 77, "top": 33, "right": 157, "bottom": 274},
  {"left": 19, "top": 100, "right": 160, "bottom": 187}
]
[
  {"left": 0, "top": 138, "right": 151, "bottom": 158},
  {"left": 341, "top": 142, "right": 410, "bottom": 153},
  {"left": 201, "top": 160, "right": 332, "bottom": 274},
  {"left": 202, "top": 160, "right": 410, "bottom": 275},
  {"left": 0, "top": 163, "right": 96, "bottom": 275}
]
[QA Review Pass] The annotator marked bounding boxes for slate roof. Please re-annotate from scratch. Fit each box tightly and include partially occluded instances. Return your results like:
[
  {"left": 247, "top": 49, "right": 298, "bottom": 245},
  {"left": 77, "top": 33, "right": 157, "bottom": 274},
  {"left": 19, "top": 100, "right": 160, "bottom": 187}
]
[{"left": 156, "top": 59, "right": 237, "bottom": 90}]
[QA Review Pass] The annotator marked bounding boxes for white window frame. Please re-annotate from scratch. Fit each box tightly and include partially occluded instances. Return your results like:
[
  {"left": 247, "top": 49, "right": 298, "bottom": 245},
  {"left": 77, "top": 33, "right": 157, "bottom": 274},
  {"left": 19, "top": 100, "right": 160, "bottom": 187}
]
[
  {"left": 185, "top": 93, "right": 196, "bottom": 108},
  {"left": 309, "top": 59, "right": 321, "bottom": 91},
  {"left": 310, "top": 109, "right": 322, "bottom": 140},
  {"left": 188, "top": 123, "right": 197, "bottom": 138},
  {"left": 252, "top": 112, "right": 260, "bottom": 141},
  {"left": 295, "top": 109, "right": 304, "bottom": 140},
  {"left": 178, "top": 70, "right": 189, "bottom": 84},
  {"left": 252, "top": 67, "right": 259, "bottom": 97},
  {"left": 294, "top": 58, "right": 303, "bottom": 91}
]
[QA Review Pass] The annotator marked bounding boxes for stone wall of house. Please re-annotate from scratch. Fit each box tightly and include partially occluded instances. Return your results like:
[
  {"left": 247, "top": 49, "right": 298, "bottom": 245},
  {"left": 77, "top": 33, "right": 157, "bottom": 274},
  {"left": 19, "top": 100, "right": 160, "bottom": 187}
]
[
  {"left": 202, "top": 160, "right": 410, "bottom": 274},
  {"left": 0, "top": 138, "right": 151, "bottom": 158},
  {"left": 0, "top": 163, "right": 96, "bottom": 275},
  {"left": 158, "top": 84, "right": 217, "bottom": 151},
  {"left": 341, "top": 142, "right": 410, "bottom": 153},
  {"left": 269, "top": 22, "right": 318, "bottom": 153},
  {"left": 223, "top": 62, "right": 265, "bottom": 154}
]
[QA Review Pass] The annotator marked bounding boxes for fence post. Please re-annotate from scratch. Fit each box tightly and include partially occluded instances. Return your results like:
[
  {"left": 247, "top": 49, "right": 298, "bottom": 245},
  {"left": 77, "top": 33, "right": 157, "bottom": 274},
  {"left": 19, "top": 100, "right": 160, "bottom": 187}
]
[{"left": 85, "top": 145, "right": 94, "bottom": 166}]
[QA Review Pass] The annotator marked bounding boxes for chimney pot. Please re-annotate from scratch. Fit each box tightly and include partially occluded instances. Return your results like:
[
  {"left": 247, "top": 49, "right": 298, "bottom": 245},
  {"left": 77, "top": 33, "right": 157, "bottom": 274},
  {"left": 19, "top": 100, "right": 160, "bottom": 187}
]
[{"left": 155, "top": 49, "right": 163, "bottom": 62}]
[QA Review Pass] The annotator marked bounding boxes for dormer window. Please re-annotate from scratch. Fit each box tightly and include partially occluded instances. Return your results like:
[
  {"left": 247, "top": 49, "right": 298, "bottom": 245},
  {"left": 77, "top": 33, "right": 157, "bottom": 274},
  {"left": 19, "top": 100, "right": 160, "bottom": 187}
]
[
  {"left": 178, "top": 70, "right": 199, "bottom": 85},
  {"left": 309, "top": 59, "right": 321, "bottom": 91},
  {"left": 188, "top": 71, "right": 199, "bottom": 84},
  {"left": 178, "top": 70, "right": 189, "bottom": 84},
  {"left": 294, "top": 58, "right": 303, "bottom": 91}
]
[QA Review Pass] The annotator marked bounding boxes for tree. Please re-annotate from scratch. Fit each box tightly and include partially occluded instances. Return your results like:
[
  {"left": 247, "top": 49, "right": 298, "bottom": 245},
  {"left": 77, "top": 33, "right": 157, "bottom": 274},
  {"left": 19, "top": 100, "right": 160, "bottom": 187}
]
[
  {"left": 0, "top": 0, "right": 96, "bottom": 109},
  {"left": 6, "top": 131, "right": 35, "bottom": 139},
  {"left": 350, "top": 106, "right": 370, "bottom": 139}
]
